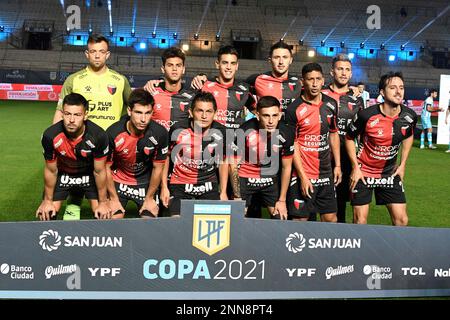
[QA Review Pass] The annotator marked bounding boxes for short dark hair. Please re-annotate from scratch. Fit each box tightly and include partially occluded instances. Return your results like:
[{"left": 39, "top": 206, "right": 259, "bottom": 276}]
[
  {"left": 87, "top": 34, "right": 109, "bottom": 49},
  {"left": 429, "top": 88, "right": 438, "bottom": 95},
  {"left": 331, "top": 54, "right": 351, "bottom": 68},
  {"left": 62, "top": 93, "right": 89, "bottom": 111},
  {"left": 357, "top": 82, "right": 365, "bottom": 86},
  {"left": 217, "top": 45, "right": 239, "bottom": 60},
  {"left": 161, "top": 47, "right": 185, "bottom": 65},
  {"left": 302, "top": 62, "right": 323, "bottom": 78},
  {"left": 269, "top": 40, "right": 292, "bottom": 57},
  {"left": 191, "top": 91, "right": 217, "bottom": 111},
  {"left": 378, "top": 72, "right": 404, "bottom": 91},
  {"left": 128, "top": 88, "right": 154, "bottom": 110},
  {"left": 256, "top": 96, "right": 281, "bottom": 111}
]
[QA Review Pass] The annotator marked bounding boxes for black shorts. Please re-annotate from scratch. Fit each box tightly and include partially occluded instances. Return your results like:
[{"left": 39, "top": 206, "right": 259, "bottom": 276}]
[
  {"left": 240, "top": 177, "right": 279, "bottom": 208},
  {"left": 287, "top": 176, "right": 337, "bottom": 218},
  {"left": 114, "top": 182, "right": 149, "bottom": 209},
  {"left": 350, "top": 175, "right": 406, "bottom": 206},
  {"left": 53, "top": 173, "right": 98, "bottom": 201},
  {"left": 169, "top": 181, "right": 220, "bottom": 216}
]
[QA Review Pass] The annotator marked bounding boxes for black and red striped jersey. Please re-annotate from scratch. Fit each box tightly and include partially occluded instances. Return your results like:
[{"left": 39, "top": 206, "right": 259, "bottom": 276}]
[
  {"left": 322, "top": 85, "right": 364, "bottom": 144},
  {"left": 151, "top": 83, "right": 195, "bottom": 131},
  {"left": 41, "top": 120, "right": 109, "bottom": 175},
  {"left": 246, "top": 72, "right": 301, "bottom": 110},
  {"left": 168, "top": 120, "right": 228, "bottom": 185},
  {"left": 106, "top": 117, "right": 168, "bottom": 185},
  {"left": 346, "top": 104, "right": 417, "bottom": 178},
  {"left": 285, "top": 94, "right": 338, "bottom": 180},
  {"left": 235, "top": 118, "right": 294, "bottom": 178},
  {"left": 202, "top": 80, "right": 254, "bottom": 129}
]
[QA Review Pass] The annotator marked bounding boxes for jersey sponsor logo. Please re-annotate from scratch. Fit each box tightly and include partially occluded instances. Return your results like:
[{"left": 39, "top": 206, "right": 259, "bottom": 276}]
[
  {"left": 107, "top": 84, "right": 117, "bottom": 95},
  {"left": 115, "top": 137, "right": 125, "bottom": 148},
  {"left": 161, "top": 146, "right": 168, "bottom": 155},
  {"left": 59, "top": 150, "right": 66, "bottom": 156},
  {"left": 60, "top": 174, "right": 90, "bottom": 186},
  {"left": 156, "top": 119, "right": 178, "bottom": 129},
  {"left": 103, "top": 145, "right": 109, "bottom": 155},
  {"left": 238, "top": 85, "right": 248, "bottom": 91},
  {"left": 248, "top": 177, "right": 274, "bottom": 187},
  {"left": 404, "top": 115, "right": 414, "bottom": 123},
  {"left": 290, "top": 76, "right": 299, "bottom": 81},
  {"left": 326, "top": 102, "right": 335, "bottom": 111},
  {"left": 377, "top": 129, "right": 383, "bottom": 136},
  {"left": 85, "top": 85, "right": 92, "bottom": 92},
  {"left": 211, "top": 132, "right": 223, "bottom": 141},
  {"left": 181, "top": 92, "right": 193, "bottom": 99},
  {"left": 86, "top": 140, "right": 95, "bottom": 148},
  {"left": 54, "top": 137, "right": 63, "bottom": 148},
  {"left": 365, "top": 176, "right": 394, "bottom": 188},
  {"left": 185, "top": 181, "right": 214, "bottom": 195},
  {"left": 310, "top": 177, "right": 331, "bottom": 186},
  {"left": 149, "top": 136, "right": 158, "bottom": 145},
  {"left": 369, "top": 118, "right": 380, "bottom": 128},
  {"left": 276, "top": 134, "right": 286, "bottom": 143},
  {"left": 304, "top": 118, "right": 310, "bottom": 126},
  {"left": 118, "top": 183, "right": 146, "bottom": 198},
  {"left": 88, "top": 102, "right": 96, "bottom": 112},
  {"left": 299, "top": 106, "right": 308, "bottom": 117}
]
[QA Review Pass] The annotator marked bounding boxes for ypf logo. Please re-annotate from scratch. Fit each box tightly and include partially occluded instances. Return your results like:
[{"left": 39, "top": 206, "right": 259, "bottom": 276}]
[
  {"left": 285, "top": 232, "right": 306, "bottom": 253},
  {"left": 39, "top": 230, "right": 62, "bottom": 252}
]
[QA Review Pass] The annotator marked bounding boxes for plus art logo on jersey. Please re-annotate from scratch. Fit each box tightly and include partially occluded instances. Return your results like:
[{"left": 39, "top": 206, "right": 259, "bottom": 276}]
[{"left": 192, "top": 204, "right": 231, "bottom": 256}]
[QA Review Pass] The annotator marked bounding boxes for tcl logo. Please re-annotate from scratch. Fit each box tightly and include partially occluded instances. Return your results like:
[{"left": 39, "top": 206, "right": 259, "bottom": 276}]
[
  {"left": 401, "top": 267, "right": 426, "bottom": 276},
  {"left": 88, "top": 267, "right": 121, "bottom": 277}
]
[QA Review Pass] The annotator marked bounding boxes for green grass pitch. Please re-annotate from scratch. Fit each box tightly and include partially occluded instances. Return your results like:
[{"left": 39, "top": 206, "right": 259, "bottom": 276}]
[{"left": 0, "top": 100, "right": 449, "bottom": 226}]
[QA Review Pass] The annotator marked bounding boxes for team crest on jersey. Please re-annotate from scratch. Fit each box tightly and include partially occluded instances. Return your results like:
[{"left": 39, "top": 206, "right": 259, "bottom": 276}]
[
  {"left": 180, "top": 102, "right": 189, "bottom": 111},
  {"left": 235, "top": 91, "right": 243, "bottom": 101},
  {"left": 288, "top": 82, "right": 297, "bottom": 91},
  {"left": 107, "top": 84, "right": 117, "bottom": 95},
  {"left": 401, "top": 125, "right": 409, "bottom": 136},
  {"left": 80, "top": 149, "right": 92, "bottom": 157},
  {"left": 192, "top": 204, "right": 231, "bottom": 256}
]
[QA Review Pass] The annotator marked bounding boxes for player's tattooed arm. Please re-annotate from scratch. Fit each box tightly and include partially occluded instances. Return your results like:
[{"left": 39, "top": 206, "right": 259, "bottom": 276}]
[{"left": 229, "top": 161, "right": 241, "bottom": 199}]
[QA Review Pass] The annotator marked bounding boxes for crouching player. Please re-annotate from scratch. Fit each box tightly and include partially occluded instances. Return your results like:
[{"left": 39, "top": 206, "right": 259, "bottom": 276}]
[
  {"left": 106, "top": 89, "right": 168, "bottom": 218},
  {"left": 36, "top": 93, "right": 111, "bottom": 220}
]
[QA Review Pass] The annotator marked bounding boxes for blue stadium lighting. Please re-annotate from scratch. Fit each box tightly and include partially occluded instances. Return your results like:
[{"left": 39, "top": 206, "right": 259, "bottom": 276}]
[
  {"left": 320, "top": 40, "right": 325, "bottom": 46},
  {"left": 88, "top": 27, "right": 93, "bottom": 35},
  {"left": 360, "top": 42, "right": 365, "bottom": 49},
  {"left": 85, "top": 0, "right": 91, "bottom": 8},
  {"left": 348, "top": 52, "right": 355, "bottom": 60},
  {"left": 131, "top": 29, "right": 135, "bottom": 37},
  {"left": 400, "top": 44, "right": 405, "bottom": 51},
  {"left": 388, "top": 54, "right": 396, "bottom": 61},
  {"left": 139, "top": 42, "right": 146, "bottom": 50},
  {"left": 173, "top": 32, "right": 177, "bottom": 39},
  {"left": 340, "top": 41, "right": 345, "bottom": 48},
  {"left": 0, "top": 26, "right": 4, "bottom": 32},
  {"left": 380, "top": 43, "right": 385, "bottom": 50},
  {"left": 152, "top": 31, "right": 156, "bottom": 38}
]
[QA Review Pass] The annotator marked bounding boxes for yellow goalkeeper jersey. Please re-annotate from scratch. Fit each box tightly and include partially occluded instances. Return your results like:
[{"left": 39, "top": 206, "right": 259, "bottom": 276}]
[{"left": 57, "top": 67, "right": 132, "bottom": 130}]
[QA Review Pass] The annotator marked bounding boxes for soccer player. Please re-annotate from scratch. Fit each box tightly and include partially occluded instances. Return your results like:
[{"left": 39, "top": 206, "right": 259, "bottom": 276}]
[
  {"left": 195, "top": 45, "right": 254, "bottom": 129},
  {"left": 52, "top": 34, "right": 131, "bottom": 219},
  {"left": 357, "top": 82, "right": 370, "bottom": 109},
  {"left": 161, "top": 92, "right": 229, "bottom": 216},
  {"left": 322, "top": 54, "right": 364, "bottom": 223},
  {"left": 36, "top": 93, "right": 110, "bottom": 221},
  {"left": 246, "top": 40, "right": 301, "bottom": 112},
  {"left": 345, "top": 72, "right": 417, "bottom": 226},
  {"left": 285, "top": 63, "right": 342, "bottom": 222},
  {"left": 144, "top": 47, "right": 196, "bottom": 131},
  {"left": 53, "top": 34, "right": 131, "bottom": 130},
  {"left": 420, "top": 89, "right": 443, "bottom": 149},
  {"left": 106, "top": 89, "right": 168, "bottom": 219},
  {"left": 229, "top": 96, "right": 294, "bottom": 219}
]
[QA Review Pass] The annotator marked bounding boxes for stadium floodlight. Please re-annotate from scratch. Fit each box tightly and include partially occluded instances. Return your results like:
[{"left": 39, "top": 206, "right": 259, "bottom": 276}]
[
  {"left": 151, "top": 31, "right": 156, "bottom": 38},
  {"left": 320, "top": 40, "right": 325, "bottom": 46},
  {"left": 182, "top": 44, "right": 189, "bottom": 51},
  {"left": 340, "top": 41, "right": 345, "bottom": 48},
  {"left": 307, "top": 50, "right": 315, "bottom": 57},
  {"left": 88, "top": 28, "right": 93, "bottom": 35},
  {"left": 0, "top": 26, "right": 4, "bottom": 32},
  {"left": 348, "top": 52, "right": 355, "bottom": 60},
  {"left": 66, "top": 26, "right": 70, "bottom": 35},
  {"left": 194, "top": 33, "right": 199, "bottom": 40},
  {"left": 360, "top": 42, "right": 365, "bottom": 49},
  {"left": 380, "top": 43, "right": 385, "bottom": 50},
  {"left": 109, "top": 30, "right": 113, "bottom": 36},
  {"left": 420, "top": 45, "right": 425, "bottom": 52},
  {"left": 173, "top": 32, "right": 177, "bottom": 39},
  {"left": 388, "top": 54, "right": 396, "bottom": 61},
  {"left": 400, "top": 44, "right": 405, "bottom": 51},
  {"left": 131, "top": 29, "right": 135, "bottom": 37},
  {"left": 139, "top": 42, "right": 146, "bottom": 50},
  {"left": 215, "top": 34, "right": 220, "bottom": 41},
  {"left": 299, "top": 39, "right": 304, "bottom": 46}
]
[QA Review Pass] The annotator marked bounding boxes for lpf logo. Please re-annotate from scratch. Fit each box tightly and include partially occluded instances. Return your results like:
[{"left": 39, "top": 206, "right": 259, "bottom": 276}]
[{"left": 192, "top": 204, "right": 231, "bottom": 256}]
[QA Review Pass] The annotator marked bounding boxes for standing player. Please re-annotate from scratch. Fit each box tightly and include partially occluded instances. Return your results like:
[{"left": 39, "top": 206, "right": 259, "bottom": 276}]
[
  {"left": 322, "top": 54, "right": 364, "bottom": 223},
  {"left": 161, "top": 92, "right": 229, "bottom": 216},
  {"left": 144, "top": 47, "right": 196, "bottom": 131},
  {"left": 53, "top": 34, "right": 131, "bottom": 129},
  {"left": 346, "top": 72, "right": 417, "bottom": 226},
  {"left": 36, "top": 93, "right": 110, "bottom": 221},
  {"left": 420, "top": 89, "right": 442, "bottom": 149},
  {"left": 357, "top": 82, "right": 371, "bottom": 109},
  {"left": 285, "top": 63, "right": 342, "bottom": 222},
  {"left": 230, "top": 96, "right": 294, "bottom": 219},
  {"left": 106, "top": 89, "right": 168, "bottom": 219},
  {"left": 52, "top": 34, "right": 132, "bottom": 219},
  {"left": 246, "top": 40, "right": 301, "bottom": 112}
]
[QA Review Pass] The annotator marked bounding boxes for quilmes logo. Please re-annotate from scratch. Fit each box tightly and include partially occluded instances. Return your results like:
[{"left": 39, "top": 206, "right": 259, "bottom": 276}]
[
  {"left": 39, "top": 229, "right": 62, "bottom": 252},
  {"left": 286, "top": 233, "right": 361, "bottom": 254},
  {"left": 192, "top": 204, "right": 231, "bottom": 256},
  {"left": 39, "top": 230, "right": 123, "bottom": 252},
  {"left": 285, "top": 233, "right": 306, "bottom": 253}
]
